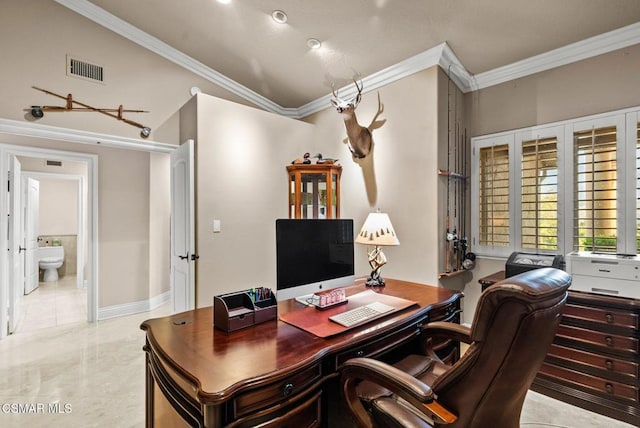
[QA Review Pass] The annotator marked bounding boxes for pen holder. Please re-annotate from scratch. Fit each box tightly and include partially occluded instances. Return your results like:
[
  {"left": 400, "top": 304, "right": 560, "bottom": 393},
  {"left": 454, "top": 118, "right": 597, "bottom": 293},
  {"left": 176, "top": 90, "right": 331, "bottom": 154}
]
[{"left": 213, "top": 287, "right": 277, "bottom": 332}]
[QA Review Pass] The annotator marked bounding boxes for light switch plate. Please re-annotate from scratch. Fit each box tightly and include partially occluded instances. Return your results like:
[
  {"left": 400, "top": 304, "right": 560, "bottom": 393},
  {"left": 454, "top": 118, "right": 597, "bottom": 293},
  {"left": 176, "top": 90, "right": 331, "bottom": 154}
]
[{"left": 213, "top": 219, "right": 221, "bottom": 233}]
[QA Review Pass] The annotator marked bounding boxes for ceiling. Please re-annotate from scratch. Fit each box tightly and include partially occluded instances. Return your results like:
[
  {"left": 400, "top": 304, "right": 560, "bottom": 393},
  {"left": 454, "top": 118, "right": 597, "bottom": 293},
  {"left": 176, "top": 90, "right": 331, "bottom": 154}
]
[{"left": 60, "top": 0, "right": 640, "bottom": 113}]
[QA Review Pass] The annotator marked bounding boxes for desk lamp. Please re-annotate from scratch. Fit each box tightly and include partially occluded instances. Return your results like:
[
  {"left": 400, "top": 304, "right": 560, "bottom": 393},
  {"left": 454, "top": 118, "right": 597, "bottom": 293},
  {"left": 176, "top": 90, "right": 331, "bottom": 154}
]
[{"left": 355, "top": 211, "right": 400, "bottom": 287}]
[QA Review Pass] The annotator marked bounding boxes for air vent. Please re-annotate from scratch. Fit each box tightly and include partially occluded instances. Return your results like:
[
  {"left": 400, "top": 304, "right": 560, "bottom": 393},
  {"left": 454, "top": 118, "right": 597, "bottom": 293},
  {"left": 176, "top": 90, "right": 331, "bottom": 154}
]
[
  {"left": 66, "top": 55, "right": 104, "bottom": 83},
  {"left": 46, "top": 160, "right": 62, "bottom": 167}
]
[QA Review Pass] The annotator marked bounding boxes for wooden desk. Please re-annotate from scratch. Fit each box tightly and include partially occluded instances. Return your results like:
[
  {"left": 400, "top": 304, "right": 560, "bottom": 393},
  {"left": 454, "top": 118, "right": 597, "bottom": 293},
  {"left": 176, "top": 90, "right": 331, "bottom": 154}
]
[{"left": 141, "top": 278, "right": 462, "bottom": 427}]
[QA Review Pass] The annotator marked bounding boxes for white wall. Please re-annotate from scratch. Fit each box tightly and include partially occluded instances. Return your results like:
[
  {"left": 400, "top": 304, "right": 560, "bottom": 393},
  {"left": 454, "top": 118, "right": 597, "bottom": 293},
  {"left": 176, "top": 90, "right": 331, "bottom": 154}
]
[
  {"left": 182, "top": 94, "right": 315, "bottom": 306},
  {"left": 304, "top": 67, "right": 443, "bottom": 285},
  {"left": 149, "top": 152, "right": 171, "bottom": 298},
  {"left": 38, "top": 179, "right": 78, "bottom": 235}
]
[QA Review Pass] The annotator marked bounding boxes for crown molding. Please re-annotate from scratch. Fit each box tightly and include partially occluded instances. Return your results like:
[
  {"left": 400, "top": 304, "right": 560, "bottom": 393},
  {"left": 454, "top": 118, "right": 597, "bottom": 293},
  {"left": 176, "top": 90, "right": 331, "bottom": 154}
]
[
  {"left": 56, "top": 0, "right": 640, "bottom": 118},
  {"left": 472, "top": 21, "right": 640, "bottom": 91},
  {"left": 0, "top": 118, "right": 176, "bottom": 153},
  {"left": 297, "top": 43, "right": 456, "bottom": 118}
]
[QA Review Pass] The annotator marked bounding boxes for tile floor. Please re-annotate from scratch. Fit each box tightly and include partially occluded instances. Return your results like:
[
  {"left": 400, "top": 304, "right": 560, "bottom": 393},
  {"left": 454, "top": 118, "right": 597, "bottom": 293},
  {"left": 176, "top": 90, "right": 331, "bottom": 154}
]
[
  {"left": 16, "top": 275, "right": 86, "bottom": 334},
  {"left": 0, "top": 287, "right": 635, "bottom": 428}
]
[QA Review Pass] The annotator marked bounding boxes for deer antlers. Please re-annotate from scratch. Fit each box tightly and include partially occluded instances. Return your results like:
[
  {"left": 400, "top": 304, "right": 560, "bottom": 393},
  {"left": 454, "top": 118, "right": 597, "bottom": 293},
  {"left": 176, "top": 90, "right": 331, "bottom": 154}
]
[
  {"left": 330, "top": 79, "right": 362, "bottom": 113},
  {"left": 331, "top": 79, "right": 383, "bottom": 159}
]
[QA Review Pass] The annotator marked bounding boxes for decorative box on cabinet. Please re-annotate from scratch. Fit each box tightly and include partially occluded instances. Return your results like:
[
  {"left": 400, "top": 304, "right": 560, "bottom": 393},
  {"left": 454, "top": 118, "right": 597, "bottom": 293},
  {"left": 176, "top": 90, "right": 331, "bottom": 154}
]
[
  {"left": 532, "top": 290, "right": 640, "bottom": 425},
  {"left": 287, "top": 164, "right": 341, "bottom": 219}
]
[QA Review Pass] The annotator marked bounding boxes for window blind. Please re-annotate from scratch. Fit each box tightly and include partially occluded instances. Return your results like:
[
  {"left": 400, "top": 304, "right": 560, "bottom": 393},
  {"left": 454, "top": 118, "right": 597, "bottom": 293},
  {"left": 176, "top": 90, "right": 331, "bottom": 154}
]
[
  {"left": 521, "top": 137, "right": 558, "bottom": 250},
  {"left": 573, "top": 126, "right": 617, "bottom": 253},
  {"left": 479, "top": 144, "right": 510, "bottom": 247}
]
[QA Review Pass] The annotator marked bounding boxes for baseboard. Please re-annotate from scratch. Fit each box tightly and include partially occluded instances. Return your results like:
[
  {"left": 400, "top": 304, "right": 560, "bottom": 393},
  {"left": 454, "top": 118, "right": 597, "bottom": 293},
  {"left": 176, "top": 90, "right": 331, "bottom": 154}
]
[{"left": 98, "top": 291, "right": 170, "bottom": 320}]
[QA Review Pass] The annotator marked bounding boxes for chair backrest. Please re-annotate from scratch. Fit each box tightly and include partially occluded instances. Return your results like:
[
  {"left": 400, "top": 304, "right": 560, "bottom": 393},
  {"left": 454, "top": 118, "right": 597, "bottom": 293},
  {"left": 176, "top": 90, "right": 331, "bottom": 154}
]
[{"left": 432, "top": 267, "right": 571, "bottom": 428}]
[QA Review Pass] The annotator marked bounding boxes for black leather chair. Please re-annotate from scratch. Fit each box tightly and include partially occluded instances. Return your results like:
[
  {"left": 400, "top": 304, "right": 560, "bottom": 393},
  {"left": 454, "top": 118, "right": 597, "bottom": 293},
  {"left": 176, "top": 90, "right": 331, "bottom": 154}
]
[{"left": 341, "top": 267, "right": 571, "bottom": 428}]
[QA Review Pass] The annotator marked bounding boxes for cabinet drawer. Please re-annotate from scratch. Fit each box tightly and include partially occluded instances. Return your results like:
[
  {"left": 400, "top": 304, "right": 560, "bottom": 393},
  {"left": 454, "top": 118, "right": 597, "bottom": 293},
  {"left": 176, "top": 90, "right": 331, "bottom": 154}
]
[
  {"left": 563, "top": 304, "right": 639, "bottom": 330},
  {"left": 556, "top": 324, "right": 639, "bottom": 355},
  {"left": 547, "top": 344, "right": 639, "bottom": 380},
  {"left": 539, "top": 363, "right": 639, "bottom": 403},
  {"left": 233, "top": 364, "right": 322, "bottom": 418},
  {"left": 570, "top": 258, "right": 640, "bottom": 281}
]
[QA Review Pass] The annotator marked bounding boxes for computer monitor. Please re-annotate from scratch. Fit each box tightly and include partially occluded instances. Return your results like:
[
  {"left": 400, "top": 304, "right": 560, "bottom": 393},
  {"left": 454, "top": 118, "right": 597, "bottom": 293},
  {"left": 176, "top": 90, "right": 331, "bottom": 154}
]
[{"left": 275, "top": 219, "right": 355, "bottom": 301}]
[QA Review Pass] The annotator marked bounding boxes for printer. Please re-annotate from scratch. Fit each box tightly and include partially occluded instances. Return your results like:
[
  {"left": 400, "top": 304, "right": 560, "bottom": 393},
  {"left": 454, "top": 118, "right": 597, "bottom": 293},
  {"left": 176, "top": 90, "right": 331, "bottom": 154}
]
[{"left": 505, "top": 251, "right": 565, "bottom": 278}]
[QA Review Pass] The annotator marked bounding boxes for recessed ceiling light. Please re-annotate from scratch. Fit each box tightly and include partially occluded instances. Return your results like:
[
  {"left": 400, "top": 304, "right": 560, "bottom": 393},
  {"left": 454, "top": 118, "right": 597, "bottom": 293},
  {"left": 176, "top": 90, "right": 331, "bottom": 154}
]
[
  {"left": 217, "top": 0, "right": 231, "bottom": 4},
  {"left": 271, "top": 10, "right": 288, "bottom": 24},
  {"left": 307, "top": 38, "right": 322, "bottom": 49}
]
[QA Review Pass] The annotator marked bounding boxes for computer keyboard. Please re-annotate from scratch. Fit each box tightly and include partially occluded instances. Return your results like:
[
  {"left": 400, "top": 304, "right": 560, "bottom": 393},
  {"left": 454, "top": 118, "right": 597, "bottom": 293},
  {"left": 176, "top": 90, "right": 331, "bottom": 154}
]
[{"left": 329, "top": 301, "right": 395, "bottom": 327}]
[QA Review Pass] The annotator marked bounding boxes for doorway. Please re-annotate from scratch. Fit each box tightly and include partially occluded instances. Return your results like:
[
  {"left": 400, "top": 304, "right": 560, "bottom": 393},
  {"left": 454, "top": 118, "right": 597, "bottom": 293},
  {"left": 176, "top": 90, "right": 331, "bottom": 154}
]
[
  {"left": 17, "top": 169, "right": 87, "bottom": 333},
  {"left": 0, "top": 144, "right": 98, "bottom": 338}
]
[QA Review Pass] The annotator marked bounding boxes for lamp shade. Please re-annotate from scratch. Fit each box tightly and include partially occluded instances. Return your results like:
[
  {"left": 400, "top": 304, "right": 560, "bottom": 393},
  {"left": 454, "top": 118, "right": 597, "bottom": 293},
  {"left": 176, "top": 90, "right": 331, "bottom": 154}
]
[{"left": 355, "top": 213, "right": 400, "bottom": 246}]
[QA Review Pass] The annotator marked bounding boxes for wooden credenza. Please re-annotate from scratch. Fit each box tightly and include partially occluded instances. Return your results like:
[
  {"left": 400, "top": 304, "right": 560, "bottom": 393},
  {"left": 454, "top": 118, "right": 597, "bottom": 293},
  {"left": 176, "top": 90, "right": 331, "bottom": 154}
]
[
  {"left": 141, "top": 278, "right": 462, "bottom": 427},
  {"left": 479, "top": 269, "right": 640, "bottom": 425},
  {"left": 532, "top": 291, "right": 640, "bottom": 426}
]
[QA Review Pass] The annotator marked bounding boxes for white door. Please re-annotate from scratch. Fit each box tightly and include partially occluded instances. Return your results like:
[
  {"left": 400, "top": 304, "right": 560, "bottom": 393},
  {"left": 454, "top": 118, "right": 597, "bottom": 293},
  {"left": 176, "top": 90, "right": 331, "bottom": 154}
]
[
  {"left": 24, "top": 178, "right": 39, "bottom": 294},
  {"left": 8, "top": 156, "right": 23, "bottom": 333},
  {"left": 170, "top": 140, "right": 195, "bottom": 313}
]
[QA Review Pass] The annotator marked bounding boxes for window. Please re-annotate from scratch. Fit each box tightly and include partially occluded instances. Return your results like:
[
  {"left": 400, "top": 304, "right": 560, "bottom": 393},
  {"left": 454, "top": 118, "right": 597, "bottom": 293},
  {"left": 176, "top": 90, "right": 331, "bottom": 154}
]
[
  {"left": 521, "top": 137, "right": 558, "bottom": 250},
  {"left": 478, "top": 144, "right": 510, "bottom": 247},
  {"left": 573, "top": 126, "right": 617, "bottom": 253},
  {"left": 471, "top": 108, "right": 638, "bottom": 258}
]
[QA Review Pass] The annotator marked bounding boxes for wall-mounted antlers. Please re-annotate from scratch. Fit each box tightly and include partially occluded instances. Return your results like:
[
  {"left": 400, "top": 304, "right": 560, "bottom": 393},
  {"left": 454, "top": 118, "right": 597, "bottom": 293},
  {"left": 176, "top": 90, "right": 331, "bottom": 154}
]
[
  {"left": 331, "top": 79, "right": 371, "bottom": 159},
  {"left": 330, "top": 80, "right": 384, "bottom": 159}
]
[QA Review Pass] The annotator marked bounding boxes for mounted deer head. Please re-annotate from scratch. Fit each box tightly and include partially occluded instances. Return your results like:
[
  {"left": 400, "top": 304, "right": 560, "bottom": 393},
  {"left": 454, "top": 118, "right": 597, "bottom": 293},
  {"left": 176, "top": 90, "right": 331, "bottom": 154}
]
[{"left": 331, "top": 79, "right": 372, "bottom": 159}]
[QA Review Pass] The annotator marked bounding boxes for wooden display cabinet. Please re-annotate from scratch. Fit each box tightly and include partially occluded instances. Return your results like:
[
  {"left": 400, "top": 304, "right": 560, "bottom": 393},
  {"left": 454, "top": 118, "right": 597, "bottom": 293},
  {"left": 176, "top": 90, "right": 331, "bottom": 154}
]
[{"left": 287, "top": 164, "right": 341, "bottom": 219}]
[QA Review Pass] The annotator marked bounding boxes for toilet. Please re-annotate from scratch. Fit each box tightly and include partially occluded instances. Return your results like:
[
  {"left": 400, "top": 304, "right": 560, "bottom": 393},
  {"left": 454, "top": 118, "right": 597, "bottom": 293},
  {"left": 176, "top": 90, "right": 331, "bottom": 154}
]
[{"left": 39, "top": 246, "right": 64, "bottom": 282}]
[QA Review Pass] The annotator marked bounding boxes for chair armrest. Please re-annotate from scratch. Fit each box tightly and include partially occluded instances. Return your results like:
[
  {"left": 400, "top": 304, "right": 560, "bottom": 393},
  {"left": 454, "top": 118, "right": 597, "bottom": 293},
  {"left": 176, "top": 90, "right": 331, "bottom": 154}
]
[
  {"left": 341, "top": 358, "right": 457, "bottom": 427},
  {"left": 423, "top": 321, "right": 471, "bottom": 344}
]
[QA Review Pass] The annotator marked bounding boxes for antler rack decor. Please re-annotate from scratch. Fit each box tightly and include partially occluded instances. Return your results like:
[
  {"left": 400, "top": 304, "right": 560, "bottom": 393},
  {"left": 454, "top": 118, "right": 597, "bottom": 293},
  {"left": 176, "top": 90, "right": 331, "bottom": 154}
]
[{"left": 29, "top": 86, "right": 151, "bottom": 138}]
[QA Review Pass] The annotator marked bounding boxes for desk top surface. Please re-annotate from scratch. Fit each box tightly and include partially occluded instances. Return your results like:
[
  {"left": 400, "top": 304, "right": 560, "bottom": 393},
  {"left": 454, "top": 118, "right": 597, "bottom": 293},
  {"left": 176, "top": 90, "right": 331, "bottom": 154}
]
[{"left": 141, "top": 278, "right": 461, "bottom": 403}]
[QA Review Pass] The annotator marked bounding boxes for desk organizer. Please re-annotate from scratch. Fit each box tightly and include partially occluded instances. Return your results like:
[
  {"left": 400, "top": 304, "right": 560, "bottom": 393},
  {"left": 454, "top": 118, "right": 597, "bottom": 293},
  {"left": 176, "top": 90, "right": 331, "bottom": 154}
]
[{"left": 214, "top": 287, "right": 277, "bottom": 332}]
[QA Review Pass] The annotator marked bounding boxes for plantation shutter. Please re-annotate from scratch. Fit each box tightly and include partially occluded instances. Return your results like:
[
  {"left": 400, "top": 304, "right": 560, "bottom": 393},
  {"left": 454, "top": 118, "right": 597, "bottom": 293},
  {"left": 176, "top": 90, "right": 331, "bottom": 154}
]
[
  {"left": 521, "top": 137, "right": 558, "bottom": 250},
  {"left": 573, "top": 126, "right": 617, "bottom": 252},
  {"left": 479, "top": 144, "right": 510, "bottom": 247}
]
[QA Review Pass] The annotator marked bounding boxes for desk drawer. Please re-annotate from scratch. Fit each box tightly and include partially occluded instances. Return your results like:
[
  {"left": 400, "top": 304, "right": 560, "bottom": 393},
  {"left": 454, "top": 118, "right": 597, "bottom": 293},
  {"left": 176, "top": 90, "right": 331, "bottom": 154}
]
[
  {"left": 539, "top": 363, "right": 639, "bottom": 403},
  {"left": 429, "top": 303, "right": 460, "bottom": 322},
  {"left": 556, "top": 325, "right": 639, "bottom": 355},
  {"left": 547, "top": 344, "right": 639, "bottom": 380},
  {"left": 233, "top": 363, "right": 322, "bottom": 418},
  {"left": 233, "top": 390, "right": 322, "bottom": 428},
  {"left": 335, "top": 319, "right": 424, "bottom": 367},
  {"left": 563, "top": 304, "right": 639, "bottom": 330}
]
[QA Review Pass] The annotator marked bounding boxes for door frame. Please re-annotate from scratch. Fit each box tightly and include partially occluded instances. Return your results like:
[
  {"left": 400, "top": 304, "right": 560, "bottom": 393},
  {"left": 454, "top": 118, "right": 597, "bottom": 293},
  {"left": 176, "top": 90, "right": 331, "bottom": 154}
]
[
  {"left": 8, "top": 156, "right": 22, "bottom": 334},
  {"left": 22, "top": 171, "right": 85, "bottom": 291},
  {"left": 0, "top": 118, "right": 178, "bottom": 339},
  {"left": 0, "top": 144, "right": 98, "bottom": 337}
]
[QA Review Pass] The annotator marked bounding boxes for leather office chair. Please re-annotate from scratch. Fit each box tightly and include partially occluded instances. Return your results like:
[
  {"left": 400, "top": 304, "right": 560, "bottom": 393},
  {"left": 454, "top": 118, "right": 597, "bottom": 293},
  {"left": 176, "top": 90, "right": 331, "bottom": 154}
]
[{"left": 341, "top": 267, "right": 571, "bottom": 428}]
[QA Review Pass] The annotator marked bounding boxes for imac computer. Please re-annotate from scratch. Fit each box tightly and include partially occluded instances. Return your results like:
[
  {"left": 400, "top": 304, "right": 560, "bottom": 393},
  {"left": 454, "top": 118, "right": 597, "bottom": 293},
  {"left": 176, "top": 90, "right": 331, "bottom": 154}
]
[{"left": 275, "top": 219, "right": 355, "bottom": 302}]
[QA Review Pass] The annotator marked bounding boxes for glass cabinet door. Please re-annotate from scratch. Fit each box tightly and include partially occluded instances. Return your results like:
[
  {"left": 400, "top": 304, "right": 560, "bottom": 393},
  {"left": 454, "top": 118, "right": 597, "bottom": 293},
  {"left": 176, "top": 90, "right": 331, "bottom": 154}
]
[{"left": 287, "top": 164, "right": 341, "bottom": 219}]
